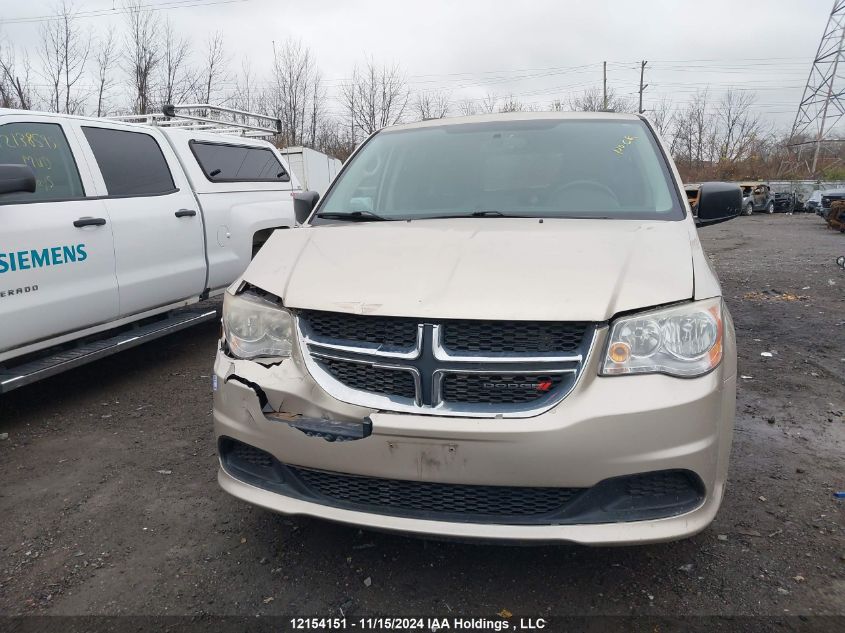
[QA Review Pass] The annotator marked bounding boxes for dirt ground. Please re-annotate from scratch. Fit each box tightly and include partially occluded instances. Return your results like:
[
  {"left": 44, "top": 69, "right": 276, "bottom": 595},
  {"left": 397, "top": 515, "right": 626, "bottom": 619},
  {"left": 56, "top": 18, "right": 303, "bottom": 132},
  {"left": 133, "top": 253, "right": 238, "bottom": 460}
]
[{"left": 0, "top": 214, "right": 843, "bottom": 626}]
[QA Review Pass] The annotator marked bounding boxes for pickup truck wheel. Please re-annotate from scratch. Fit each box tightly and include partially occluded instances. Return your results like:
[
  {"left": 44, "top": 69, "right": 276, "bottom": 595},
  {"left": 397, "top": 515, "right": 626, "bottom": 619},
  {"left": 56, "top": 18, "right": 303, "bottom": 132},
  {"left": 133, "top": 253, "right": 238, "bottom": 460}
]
[{"left": 766, "top": 201, "right": 774, "bottom": 214}]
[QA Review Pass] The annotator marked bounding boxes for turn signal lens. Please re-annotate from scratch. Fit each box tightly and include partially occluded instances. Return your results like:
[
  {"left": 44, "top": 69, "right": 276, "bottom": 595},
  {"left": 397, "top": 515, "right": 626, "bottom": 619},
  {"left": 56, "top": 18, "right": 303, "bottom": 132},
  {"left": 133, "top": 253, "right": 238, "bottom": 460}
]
[
  {"left": 601, "top": 299, "right": 724, "bottom": 377},
  {"left": 608, "top": 341, "right": 631, "bottom": 364}
]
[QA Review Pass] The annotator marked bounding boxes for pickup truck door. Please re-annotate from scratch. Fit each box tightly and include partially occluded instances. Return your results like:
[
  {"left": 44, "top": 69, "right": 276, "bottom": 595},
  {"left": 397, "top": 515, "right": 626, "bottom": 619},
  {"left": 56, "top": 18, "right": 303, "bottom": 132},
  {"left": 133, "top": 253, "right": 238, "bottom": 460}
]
[
  {"left": 0, "top": 115, "right": 119, "bottom": 356},
  {"left": 70, "top": 122, "right": 206, "bottom": 317}
]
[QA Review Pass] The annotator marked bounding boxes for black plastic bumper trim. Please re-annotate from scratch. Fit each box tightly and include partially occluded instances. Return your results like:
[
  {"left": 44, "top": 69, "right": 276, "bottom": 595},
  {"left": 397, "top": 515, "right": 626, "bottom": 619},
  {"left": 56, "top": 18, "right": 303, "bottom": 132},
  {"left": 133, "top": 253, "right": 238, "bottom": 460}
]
[{"left": 218, "top": 437, "right": 707, "bottom": 526}]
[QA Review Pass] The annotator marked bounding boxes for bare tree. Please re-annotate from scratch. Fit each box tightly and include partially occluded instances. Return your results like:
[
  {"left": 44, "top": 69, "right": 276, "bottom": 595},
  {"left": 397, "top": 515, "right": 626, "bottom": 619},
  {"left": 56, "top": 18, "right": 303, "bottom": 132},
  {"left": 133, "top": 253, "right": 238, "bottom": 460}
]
[
  {"left": 671, "top": 90, "right": 714, "bottom": 177},
  {"left": 646, "top": 95, "right": 674, "bottom": 138},
  {"left": 569, "top": 86, "right": 633, "bottom": 113},
  {"left": 413, "top": 90, "right": 451, "bottom": 120},
  {"left": 123, "top": 0, "right": 160, "bottom": 114},
  {"left": 716, "top": 89, "right": 762, "bottom": 164},
  {"left": 93, "top": 30, "right": 117, "bottom": 116},
  {"left": 158, "top": 18, "right": 195, "bottom": 106},
  {"left": 314, "top": 116, "right": 353, "bottom": 161},
  {"left": 0, "top": 51, "right": 11, "bottom": 108},
  {"left": 39, "top": 2, "right": 90, "bottom": 114},
  {"left": 60, "top": 4, "right": 90, "bottom": 114},
  {"left": 308, "top": 70, "right": 325, "bottom": 147},
  {"left": 266, "top": 39, "right": 323, "bottom": 146},
  {"left": 196, "top": 31, "right": 228, "bottom": 104},
  {"left": 668, "top": 89, "right": 771, "bottom": 180},
  {"left": 341, "top": 58, "right": 409, "bottom": 141},
  {"left": 457, "top": 98, "right": 478, "bottom": 116},
  {"left": 0, "top": 39, "right": 33, "bottom": 109},
  {"left": 498, "top": 95, "right": 525, "bottom": 113},
  {"left": 479, "top": 92, "right": 498, "bottom": 114},
  {"left": 231, "top": 58, "right": 258, "bottom": 113},
  {"left": 39, "top": 11, "right": 65, "bottom": 112}
]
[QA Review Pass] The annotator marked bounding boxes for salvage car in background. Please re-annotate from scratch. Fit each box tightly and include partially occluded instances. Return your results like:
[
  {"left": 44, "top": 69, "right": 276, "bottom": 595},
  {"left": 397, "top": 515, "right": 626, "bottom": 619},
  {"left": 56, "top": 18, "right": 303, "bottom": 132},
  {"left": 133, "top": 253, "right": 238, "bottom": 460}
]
[
  {"left": 820, "top": 189, "right": 845, "bottom": 220},
  {"left": 685, "top": 183, "right": 701, "bottom": 214},
  {"left": 213, "top": 112, "right": 741, "bottom": 545},
  {"left": 806, "top": 190, "right": 823, "bottom": 214},
  {"left": 740, "top": 182, "right": 775, "bottom": 214},
  {"left": 773, "top": 191, "right": 797, "bottom": 213}
]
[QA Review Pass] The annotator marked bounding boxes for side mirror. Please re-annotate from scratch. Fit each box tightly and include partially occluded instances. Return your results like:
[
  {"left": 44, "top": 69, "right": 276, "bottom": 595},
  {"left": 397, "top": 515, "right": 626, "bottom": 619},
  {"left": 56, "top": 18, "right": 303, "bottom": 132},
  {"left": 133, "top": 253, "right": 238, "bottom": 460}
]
[
  {"left": 0, "top": 164, "right": 36, "bottom": 196},
  {"left": 293, "top": 191, "right": 320, "bottom": 224},
  {"left": 695, "top": 182, "right": 742, "bottom": 227}
]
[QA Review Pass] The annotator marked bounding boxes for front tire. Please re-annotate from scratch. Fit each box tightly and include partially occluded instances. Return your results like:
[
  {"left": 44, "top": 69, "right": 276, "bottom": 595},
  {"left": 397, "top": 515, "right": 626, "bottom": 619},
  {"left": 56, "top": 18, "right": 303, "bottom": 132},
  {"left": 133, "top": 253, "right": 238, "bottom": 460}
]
[
  {"left": 767, "top": 201, "right": 774, "bottom": 214},
  {"left": 744, "top": 202, "right": 753, "bottom": 216}
]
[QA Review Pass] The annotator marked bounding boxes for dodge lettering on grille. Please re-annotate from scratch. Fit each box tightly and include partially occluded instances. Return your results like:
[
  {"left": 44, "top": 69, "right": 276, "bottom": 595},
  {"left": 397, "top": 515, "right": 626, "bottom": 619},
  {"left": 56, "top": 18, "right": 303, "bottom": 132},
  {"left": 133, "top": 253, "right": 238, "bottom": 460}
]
[{"left": 482, "top": 381, "right": 553, "bottom": 391}]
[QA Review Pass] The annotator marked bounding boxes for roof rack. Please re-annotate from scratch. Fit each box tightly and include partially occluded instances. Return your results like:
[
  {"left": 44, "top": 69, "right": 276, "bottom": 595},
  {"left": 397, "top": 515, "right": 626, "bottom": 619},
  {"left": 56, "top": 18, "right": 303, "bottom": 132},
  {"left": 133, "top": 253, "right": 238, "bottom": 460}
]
[{"left": 107, "top": 104, "right": 282, "bottom": 139}]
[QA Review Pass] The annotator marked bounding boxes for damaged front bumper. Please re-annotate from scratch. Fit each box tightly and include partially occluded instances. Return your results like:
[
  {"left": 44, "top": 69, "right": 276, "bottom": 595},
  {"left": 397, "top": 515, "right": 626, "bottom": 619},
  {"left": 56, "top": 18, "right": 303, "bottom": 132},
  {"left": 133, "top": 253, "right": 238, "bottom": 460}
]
[{"left": 212, "top": 332, "right": 736, "bottom": 545}]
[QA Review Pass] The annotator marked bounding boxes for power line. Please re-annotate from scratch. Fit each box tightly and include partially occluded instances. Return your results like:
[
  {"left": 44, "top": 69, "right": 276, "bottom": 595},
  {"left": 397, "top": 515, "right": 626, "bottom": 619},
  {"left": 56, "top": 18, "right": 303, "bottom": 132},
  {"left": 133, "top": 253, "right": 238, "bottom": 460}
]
[
  {"left": 0, "top": 0, "right": 252, "bottom": 25},
  {"left": 0, "top": 3, "right": 814, "bottom": 132}
]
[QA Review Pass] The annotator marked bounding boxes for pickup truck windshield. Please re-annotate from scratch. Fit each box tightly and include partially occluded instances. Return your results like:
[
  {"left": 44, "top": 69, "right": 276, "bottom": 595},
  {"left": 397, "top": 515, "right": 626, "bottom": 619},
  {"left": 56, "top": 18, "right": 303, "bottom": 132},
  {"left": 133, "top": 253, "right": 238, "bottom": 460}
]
[{"left": 316, "top": 118, "right": 682, "bottom": 222}]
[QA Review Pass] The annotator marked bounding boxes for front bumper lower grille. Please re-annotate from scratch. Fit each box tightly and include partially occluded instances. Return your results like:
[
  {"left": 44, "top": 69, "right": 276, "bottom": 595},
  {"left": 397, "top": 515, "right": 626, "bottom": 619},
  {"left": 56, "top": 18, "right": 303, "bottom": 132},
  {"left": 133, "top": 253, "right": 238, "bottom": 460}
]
[
  {"left": 292, "top": 465, "right": 580, "bottom": 518},
  {"left": 296, "top": 310, "right": 595, "bottom": 417},
  {"left": 219, "top": 437, "right": 706, "bottom": 525}
]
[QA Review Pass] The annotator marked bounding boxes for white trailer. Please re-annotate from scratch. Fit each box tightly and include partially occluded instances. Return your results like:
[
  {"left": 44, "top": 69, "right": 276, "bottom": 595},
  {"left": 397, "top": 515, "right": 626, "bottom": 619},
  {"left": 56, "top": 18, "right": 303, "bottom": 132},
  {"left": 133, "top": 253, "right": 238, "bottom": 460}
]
[{"left": 279, "top": 146, "right": 341, "bottom": 196}]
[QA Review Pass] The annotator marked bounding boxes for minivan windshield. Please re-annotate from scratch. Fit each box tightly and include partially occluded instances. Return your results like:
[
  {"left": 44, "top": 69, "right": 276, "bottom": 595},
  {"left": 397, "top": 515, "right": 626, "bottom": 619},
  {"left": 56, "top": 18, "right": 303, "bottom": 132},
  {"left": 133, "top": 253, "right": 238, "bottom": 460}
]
[{"left": 315, "top": 118, "right": 683, "bottom": 223}]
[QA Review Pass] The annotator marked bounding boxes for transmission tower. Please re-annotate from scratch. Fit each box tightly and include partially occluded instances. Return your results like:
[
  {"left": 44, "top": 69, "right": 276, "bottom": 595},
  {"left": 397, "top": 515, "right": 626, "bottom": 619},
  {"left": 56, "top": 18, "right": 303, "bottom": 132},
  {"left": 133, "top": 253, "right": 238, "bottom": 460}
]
[{"left": 782, "top": 0, "right": 845, "bottom": 177}]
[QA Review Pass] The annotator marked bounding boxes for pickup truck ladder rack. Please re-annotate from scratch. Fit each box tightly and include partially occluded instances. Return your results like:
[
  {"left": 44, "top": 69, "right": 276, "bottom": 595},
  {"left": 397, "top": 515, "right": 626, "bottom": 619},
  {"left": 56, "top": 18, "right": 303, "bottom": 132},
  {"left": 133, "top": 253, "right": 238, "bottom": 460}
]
[{"left": 107, "top": 104, "right": 282, "bottom": 139}]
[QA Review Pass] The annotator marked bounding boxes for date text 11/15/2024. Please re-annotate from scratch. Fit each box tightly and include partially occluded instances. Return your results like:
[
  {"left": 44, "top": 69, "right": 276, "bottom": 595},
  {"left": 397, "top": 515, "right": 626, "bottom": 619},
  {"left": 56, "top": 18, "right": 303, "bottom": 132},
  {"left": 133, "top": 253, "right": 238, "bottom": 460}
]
[{"left": 289, "top": 616, "right": 548, "bottom": 631}]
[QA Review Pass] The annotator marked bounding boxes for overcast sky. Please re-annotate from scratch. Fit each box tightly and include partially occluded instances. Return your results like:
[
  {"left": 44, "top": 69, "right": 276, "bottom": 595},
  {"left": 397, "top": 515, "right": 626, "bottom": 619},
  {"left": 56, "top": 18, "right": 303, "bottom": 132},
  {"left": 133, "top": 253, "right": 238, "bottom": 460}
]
[{"left": 0, "top": 0, "right": 837, "bottom": 132}]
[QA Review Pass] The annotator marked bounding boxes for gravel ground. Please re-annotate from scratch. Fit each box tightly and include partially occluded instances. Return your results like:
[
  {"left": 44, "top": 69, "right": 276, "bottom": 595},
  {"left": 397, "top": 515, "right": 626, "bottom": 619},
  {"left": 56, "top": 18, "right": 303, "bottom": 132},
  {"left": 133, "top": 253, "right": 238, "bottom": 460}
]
[{"left": 0, "top": 214, "right": 843, "bottom": 624}]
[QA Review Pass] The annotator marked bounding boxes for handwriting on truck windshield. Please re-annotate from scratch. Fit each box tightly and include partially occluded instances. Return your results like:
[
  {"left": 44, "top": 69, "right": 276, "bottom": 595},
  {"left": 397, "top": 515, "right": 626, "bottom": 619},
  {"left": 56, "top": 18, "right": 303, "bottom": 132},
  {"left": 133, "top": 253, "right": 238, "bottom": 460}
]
[
  {"left": 0, "top": 130, "right": 62, "bottom": 191},
  {"left": 613, "top": 135, "right": 637, "bottom": 156}
]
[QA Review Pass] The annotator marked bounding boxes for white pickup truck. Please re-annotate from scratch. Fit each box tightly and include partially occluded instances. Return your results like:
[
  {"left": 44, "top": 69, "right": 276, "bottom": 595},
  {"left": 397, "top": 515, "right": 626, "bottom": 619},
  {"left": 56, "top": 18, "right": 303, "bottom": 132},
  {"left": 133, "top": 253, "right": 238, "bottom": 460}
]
[{"left": 0, "top": 107, "right": 300, "bottom": 392}]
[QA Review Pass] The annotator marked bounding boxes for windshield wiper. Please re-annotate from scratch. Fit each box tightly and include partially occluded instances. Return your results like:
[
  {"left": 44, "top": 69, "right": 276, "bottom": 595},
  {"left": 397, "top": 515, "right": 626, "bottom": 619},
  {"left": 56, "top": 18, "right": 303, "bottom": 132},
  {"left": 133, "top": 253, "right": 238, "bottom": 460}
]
[
  {"left": 414, "top": 210, "right": 527, "bottom": 220},
  {"left": 470, "top": 210, "right": 509, "bottom": 217},
  {"left": 315, "top": 210, "right": 390, "bottom": 222}
]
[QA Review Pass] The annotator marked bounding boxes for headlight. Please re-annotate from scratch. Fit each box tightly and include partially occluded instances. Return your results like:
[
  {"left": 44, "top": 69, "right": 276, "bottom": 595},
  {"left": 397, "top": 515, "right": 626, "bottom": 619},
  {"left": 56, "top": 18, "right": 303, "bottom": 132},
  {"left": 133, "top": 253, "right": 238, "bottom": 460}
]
[
  {"left": 223, "top": 291, "right": 293, "bottom": 359},
  {"left": 601, "top": 299, "right": 723, "bottom": 377}
]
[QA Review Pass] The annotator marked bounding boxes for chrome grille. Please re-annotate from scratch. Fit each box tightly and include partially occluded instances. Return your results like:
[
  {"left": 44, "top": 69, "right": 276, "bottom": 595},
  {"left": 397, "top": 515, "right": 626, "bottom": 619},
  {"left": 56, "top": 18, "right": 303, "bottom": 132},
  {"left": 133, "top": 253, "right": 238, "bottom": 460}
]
[{"left": 297, "top": 311, "right": 595, "bottom": 418}]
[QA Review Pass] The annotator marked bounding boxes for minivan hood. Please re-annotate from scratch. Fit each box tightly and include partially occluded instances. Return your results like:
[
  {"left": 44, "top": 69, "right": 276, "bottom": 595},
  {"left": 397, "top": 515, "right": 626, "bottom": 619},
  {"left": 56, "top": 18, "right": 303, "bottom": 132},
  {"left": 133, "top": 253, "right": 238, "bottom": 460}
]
[{"left": 245, "top": 218, "right": 695, "bottom": 322}]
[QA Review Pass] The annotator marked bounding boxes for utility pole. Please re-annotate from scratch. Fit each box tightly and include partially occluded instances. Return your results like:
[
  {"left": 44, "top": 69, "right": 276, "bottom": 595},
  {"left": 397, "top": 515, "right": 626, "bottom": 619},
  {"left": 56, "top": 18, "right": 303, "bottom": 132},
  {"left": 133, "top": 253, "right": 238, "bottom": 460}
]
[
  {"left": 602, "top": 61, "right": 607, "bottom": 111},
  {"left": 638, "top": 60, "right": 648, "bottom": 114}
]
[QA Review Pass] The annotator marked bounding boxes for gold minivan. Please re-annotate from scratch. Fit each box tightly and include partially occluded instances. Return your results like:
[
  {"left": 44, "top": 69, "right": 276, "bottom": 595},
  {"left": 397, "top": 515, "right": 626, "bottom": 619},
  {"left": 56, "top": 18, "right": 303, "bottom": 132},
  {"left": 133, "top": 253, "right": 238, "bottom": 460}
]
[{"left": 212, "top": 112, "right": 741, "bottom": 544}]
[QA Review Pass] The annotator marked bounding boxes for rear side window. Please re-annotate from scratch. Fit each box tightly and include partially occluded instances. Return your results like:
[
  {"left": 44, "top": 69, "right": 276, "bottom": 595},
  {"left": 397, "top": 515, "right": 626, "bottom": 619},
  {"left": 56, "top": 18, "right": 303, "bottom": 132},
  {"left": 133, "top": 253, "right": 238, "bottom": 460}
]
[
  {"left": 189, "top": 141, "right": 289, "bottom": 182},
  {"left": 0, "top": 122, "right": 85, "bottom": 203},
  {"left": 82, "top": 126, "right": 176, "bottom": 196}
]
